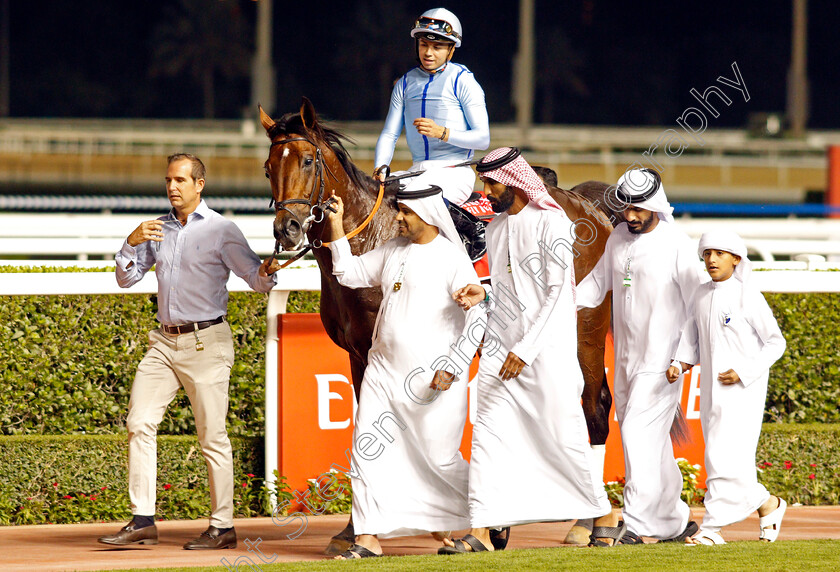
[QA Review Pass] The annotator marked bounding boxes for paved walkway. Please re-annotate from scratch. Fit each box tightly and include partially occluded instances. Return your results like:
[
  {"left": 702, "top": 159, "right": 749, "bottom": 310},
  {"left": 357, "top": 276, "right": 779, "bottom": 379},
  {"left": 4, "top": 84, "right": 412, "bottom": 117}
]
[{"left": 3, "top": 506, "right": 840, "bottom": 571}]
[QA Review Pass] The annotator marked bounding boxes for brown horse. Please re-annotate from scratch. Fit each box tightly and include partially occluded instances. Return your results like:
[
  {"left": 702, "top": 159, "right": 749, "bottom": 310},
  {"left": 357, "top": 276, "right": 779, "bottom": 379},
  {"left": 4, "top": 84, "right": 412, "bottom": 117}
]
[{"left": 260, "top": 98, "right": 614, "bottom": 552}]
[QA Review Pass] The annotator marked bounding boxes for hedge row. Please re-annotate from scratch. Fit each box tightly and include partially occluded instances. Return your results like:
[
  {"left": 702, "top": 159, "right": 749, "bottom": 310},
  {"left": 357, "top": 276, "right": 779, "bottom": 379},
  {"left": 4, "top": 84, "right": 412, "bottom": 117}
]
[
  {"left": 0, "top": 435, "right": 265, "bottom": 525},
  {"left": 0, "top": 266, "right": 838, "bottom": 435},
  {"left": 753, "top": 423, "right": 840, "bottom": 505},
  {"left": 0, "top": 288, "right": 319, "bottom": 436},
  {"left": 763, "top": 293, "right": 840, "bottom": 423},
  {"left": 1, "top": 424, "right": 838, "bottom": 525}
]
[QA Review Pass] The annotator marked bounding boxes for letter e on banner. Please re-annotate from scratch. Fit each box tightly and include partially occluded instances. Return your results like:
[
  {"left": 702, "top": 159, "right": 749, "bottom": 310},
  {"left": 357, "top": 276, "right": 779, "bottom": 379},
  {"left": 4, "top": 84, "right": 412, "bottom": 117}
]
[
  {"left": 686, "top": 366, "right": 702, "bottom": 420},
  {"left": 315, "top": 374, "right": 356, "bottom": 430}
]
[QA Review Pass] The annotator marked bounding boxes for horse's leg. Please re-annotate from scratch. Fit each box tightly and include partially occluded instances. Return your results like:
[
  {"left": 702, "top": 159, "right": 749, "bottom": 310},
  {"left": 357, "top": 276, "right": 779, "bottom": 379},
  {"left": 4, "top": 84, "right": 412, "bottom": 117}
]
[
  {"left": 324, "top": 353, "right": 367, "bottom": 555},
  {"left": 565, "top": 301, "right": 614, "bottom": 545},
  {"left": 583, "top": 300, "right": 613, "bottom": 448}
]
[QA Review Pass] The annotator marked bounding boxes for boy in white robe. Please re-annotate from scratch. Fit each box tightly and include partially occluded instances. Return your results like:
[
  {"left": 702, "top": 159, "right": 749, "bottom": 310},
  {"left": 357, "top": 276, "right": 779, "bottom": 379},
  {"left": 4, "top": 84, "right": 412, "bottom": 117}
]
[
  {"left": 668, "top": 230, "right": 787, "bottom": 545},
  {"left": 445, "top": 147, "right": 620, "bottom": 554},
  {"left": 327, "top": 175, "right": 487, "bottom": 559},
  {"left": 576, "top": 168, "right": 703, "bottom": 543}
]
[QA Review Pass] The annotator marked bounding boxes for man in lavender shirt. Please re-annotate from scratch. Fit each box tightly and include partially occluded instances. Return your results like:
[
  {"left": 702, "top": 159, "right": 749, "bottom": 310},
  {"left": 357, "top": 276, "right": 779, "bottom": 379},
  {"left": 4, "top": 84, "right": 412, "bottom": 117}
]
[{"left": 98, "top": 154, "right": 279, "bottom": 550}]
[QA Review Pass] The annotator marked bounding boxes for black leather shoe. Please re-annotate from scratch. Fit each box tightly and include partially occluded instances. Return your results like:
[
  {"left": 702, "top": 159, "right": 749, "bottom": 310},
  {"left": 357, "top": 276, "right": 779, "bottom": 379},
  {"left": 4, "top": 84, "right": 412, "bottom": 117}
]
[
  {"left": 183, "top": 526, "right": 237, "bottom": 550},
  {"left": 97, "top": 520, "right": 158, "bottom": 546}
]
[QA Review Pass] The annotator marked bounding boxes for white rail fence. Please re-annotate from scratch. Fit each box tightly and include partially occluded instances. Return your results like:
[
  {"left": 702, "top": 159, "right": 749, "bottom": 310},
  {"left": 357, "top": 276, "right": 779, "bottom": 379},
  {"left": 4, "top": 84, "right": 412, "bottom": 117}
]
[
  {"left": 0, "top": 213, "right": 278, "bottom": 260},
  {"left": 2, "top": 265, "right": 839, "bottom": 299}
]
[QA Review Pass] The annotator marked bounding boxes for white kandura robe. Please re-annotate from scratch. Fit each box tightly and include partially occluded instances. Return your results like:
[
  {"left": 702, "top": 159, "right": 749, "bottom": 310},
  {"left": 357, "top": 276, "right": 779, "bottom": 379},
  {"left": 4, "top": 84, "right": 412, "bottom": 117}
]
[
  {"left": 675, "top": 277, "right": 786, "bottom": 532},
  {"left": 469, "top": 203, "right": 610, "bottom": 528},
  {"left": 330, "top": 234, "right": 485, "bottom": 538},
  {"left": 576, "top": 221, "right": 704, "bottom": 538}
]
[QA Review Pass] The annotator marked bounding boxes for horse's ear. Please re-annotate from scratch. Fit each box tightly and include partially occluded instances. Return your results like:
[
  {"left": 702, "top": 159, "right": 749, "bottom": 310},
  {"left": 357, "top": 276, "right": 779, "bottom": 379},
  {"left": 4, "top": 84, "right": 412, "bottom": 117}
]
[
  {"left": 299, "top": 97, "right": 318, "bottom": 130},
  {"left": 259, "top": 105, "right": 275, "bottom": 134}
]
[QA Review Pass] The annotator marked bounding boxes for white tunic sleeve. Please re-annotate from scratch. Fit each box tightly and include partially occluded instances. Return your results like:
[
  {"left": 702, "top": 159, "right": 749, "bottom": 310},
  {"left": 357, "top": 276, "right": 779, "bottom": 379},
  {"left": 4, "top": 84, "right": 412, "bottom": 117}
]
[
  {"left": 509, "top": 216, "right": 569, "bottom": 365},
  {"left": 733, "top": 289, "right": 786, "bottom": 387},
  {"left": 576, "top": 237, "right": 612, "bottom": 309},
  {"left": 675, "top": 315, "right": 700, "bottom": 366},
  {"left": 675, "top": 239, "right": 704, "bottom": 314},
  {"left": 445, "top": 253, "right": 488, "bottom": 367},
  {"left": 330, "top": 236, "right": 387, "bottom": 289},
  {"left": 511, "top": 284, "right": 562, "bottom": 365}
]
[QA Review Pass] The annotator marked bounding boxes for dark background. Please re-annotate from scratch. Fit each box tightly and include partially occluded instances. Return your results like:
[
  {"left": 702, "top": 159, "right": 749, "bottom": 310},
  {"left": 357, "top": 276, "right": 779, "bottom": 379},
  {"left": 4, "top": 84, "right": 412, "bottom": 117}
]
[{"left": 4, "top": 0, "right": 836, "bottom": 128}]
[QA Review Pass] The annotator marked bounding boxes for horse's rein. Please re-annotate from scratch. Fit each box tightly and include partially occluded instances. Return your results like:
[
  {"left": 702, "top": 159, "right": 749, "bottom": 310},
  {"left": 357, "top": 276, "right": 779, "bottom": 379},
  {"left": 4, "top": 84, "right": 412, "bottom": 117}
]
[
  {"left": 266, "top": 136, "right": 385, "bottom": 267},
  {"left": 319, "top": 181, "right": 384, "bottom": 247}
]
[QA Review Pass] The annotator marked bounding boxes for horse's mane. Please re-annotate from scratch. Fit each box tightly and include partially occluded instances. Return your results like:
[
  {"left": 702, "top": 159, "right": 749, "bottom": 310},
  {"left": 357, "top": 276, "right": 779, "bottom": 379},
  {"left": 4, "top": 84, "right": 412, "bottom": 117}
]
[
  {"left": 552, "top": 185, "right": 616, "bottom": 230},
  {"left": 569, "top": 180, "right": 624, "bottom": 225},
  {"left": 267, "top": 112, "right": 376, "bottom": 194}
]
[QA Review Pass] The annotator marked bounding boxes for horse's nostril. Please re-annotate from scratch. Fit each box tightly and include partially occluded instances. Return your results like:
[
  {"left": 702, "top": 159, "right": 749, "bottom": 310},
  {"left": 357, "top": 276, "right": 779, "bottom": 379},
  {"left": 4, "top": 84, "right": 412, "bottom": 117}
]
[{"left": 284, "top": 218, "right": 301, "bottom": 238}]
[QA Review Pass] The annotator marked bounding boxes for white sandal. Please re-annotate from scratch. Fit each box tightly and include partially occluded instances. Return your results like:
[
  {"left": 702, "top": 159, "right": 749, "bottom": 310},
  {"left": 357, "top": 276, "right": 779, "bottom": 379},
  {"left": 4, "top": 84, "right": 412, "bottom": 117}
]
[
  {"left": 685, "top": 530, "right": 726, "bottom": 546},
  {"left": 759, "top": 497, "right": 787, "bottom": 542}
]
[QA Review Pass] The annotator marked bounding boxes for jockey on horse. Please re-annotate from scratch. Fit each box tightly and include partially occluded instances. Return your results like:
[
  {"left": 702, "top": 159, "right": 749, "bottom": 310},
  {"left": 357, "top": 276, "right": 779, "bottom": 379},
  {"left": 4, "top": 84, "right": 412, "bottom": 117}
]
[
  {"left": 374, "top": 8, "right": 491, "bottom": 262},
  {"left": 374, "top": 8, "right": 489, "bottom": 205}
]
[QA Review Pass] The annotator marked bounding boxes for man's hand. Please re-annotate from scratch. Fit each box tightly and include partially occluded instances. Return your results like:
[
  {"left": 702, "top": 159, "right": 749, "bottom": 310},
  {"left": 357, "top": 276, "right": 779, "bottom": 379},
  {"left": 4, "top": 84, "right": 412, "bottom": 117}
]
[
  {"left": 413, "top": 117, "right": 446, "bottom": 140},
  {"left": 452, "top": 284, "right": 486, "bottom": 310},
  {"left": 499, "top": 351, "right": 526, "bottom": 381},
  {"left": 429, "top": 370, "right": 456, "bottom": 391},
  {"left": 259, "top": 256, "right": 282, "bottom": 277},
  {"left": 373, "top": 165, "right": 389, "bottom": 183},
  {"left": 666, "top": 366, "right": 681, "bottom": 384},
  {"left": 127, "top": 220, "right": 164, "bottom": 247},
  {"left": 328, "top": 194, "right": 346, "bottom": 241},
  {"left": 666, "top": 361, "right": 692, "bottom": 383},
  {"left": 717, "top": 369, "right": 741, "bottom": 385}
]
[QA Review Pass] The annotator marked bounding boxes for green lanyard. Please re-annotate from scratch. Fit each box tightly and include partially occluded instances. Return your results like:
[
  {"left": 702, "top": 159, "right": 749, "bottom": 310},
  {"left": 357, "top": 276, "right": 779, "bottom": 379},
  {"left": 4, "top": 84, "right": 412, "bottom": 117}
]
[{"left": 623, "top": 257, "right": 632, "bottom": 287}]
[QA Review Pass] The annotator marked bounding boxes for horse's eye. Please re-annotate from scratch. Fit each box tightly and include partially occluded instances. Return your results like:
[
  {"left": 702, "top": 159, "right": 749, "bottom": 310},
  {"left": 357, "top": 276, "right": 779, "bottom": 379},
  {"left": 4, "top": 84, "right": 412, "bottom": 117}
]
[
  {"left": 265, "top": 171, "right": 270, "bottom": 179},
  {"left": 304, "top": 158, "right": 313, "bottom": 167}
]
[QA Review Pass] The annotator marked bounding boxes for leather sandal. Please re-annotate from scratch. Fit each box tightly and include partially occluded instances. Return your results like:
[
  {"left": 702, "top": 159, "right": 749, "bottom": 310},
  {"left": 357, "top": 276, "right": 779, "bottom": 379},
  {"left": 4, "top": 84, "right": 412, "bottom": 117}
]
[
  {"left": 489, "top": 526, "right": 511, "bottom": 550},
  {"left": 438, "top": 534, "right": 490, "bottom": 554},
  {"left": 619, "top": 529, "right": 645, "bottom": 545},
  {"left": 335, "top": 544, "right": 382, "bottom": 559},
  {"left": 660, "top": 520, "right": 698, "bottom": 543},
  {"left": 588, "top": 520, "right": 628, "bottom": 547}
]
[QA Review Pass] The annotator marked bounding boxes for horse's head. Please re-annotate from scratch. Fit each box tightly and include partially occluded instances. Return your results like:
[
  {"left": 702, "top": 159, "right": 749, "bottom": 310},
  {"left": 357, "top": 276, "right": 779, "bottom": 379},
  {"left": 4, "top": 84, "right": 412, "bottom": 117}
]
[{"left": 260, "top": 97, "right": 336, "bottom": 251}]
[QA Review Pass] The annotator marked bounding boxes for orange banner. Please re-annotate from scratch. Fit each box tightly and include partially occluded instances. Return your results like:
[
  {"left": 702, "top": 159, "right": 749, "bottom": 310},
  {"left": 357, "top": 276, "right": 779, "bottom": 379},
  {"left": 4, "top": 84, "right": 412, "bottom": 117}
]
[{"left": 276, "top": 314, "right": 706, "bottom": 509}]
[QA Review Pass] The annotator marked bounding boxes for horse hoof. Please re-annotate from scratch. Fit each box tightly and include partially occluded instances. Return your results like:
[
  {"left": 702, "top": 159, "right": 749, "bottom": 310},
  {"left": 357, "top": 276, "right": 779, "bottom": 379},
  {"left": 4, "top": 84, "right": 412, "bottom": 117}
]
[
  {"left": 564, "top": 523, "right": 594, "bottom": 545},
  {"left": 324, "top": 537, "right": 354, "bottom": 556}
]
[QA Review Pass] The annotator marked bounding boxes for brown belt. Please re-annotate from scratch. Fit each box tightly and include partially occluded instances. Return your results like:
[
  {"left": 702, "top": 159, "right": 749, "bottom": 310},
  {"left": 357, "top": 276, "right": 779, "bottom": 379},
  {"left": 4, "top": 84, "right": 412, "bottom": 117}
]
[{"left": 161, "top": 316, "right": 225, "bottom": 335}]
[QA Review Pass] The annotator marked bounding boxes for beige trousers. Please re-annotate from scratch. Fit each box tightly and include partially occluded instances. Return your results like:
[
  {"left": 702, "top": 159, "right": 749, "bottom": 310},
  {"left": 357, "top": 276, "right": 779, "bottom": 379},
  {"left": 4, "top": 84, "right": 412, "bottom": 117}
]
[{"left": 126, "top": 321, "right": 235, "bottom": 528}]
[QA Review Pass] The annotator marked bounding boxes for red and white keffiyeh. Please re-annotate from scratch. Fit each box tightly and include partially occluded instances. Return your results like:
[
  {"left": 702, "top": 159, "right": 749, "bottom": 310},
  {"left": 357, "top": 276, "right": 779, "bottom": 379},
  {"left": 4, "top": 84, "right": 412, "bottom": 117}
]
[{"left": 477, "top": 147, "right": 565, "bottom": 213}]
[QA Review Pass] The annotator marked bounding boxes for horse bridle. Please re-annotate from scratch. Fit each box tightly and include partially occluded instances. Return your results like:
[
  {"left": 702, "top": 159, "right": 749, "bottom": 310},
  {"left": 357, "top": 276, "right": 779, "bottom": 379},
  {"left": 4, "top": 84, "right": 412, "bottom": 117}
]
[
  {"left": 265, "top": 133, "right": 387, "bottom": 270},
  {"left": 267, "top": 135, "right": 338, "bottom": 261}
]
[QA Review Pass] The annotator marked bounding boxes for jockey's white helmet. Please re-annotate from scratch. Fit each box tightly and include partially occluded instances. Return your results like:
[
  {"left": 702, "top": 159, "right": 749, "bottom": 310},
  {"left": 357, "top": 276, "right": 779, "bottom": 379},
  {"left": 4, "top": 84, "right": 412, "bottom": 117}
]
[{"left": 411, "top": 8, "right": 462, "bottom": 48}]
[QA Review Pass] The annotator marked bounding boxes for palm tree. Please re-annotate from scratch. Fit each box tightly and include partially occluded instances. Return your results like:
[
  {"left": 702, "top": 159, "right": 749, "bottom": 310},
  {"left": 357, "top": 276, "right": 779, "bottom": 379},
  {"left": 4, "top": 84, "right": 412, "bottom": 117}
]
[{"left": 149, "top": 0, "right": 251, "bottom": 118}]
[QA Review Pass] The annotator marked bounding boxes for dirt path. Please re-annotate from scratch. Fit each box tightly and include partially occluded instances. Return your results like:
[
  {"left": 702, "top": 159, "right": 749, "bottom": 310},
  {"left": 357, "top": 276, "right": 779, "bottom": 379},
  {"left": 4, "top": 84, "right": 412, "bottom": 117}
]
[{"left": 3, "top": 506, "right": 839, "bottom": 572}]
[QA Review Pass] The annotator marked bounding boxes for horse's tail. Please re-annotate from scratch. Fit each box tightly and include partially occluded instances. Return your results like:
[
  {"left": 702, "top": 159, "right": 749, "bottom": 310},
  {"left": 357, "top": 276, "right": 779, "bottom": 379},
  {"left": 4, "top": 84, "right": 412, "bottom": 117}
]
[{"left": 669, "top": 405, "right": 691, "bottom": 447}]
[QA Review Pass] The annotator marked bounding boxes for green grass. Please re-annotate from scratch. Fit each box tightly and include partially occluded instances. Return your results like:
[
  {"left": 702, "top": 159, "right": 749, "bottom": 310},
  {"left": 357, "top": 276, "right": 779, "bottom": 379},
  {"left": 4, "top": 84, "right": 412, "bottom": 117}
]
[{"left": 95, "top": 540, "right": 840, "bottom": 572}]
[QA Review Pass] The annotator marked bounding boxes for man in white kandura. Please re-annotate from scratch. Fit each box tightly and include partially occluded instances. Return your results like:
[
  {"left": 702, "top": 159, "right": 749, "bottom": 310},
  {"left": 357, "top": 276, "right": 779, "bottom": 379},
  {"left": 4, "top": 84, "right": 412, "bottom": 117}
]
[
  {"left": 669, "top": 230, "right": 787, "bottom": 545},
  {"left": 373, "top": 7, "right": 489, "bottom": 205},
  {"left": 444, "top": 147, "right": 621, "bottom": 554},
  {"left": 327, "top": 175, "right": 486, "bottom": 559},
  {"left": 576, "top": 168, "right": 703, "bottom": 544}
]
